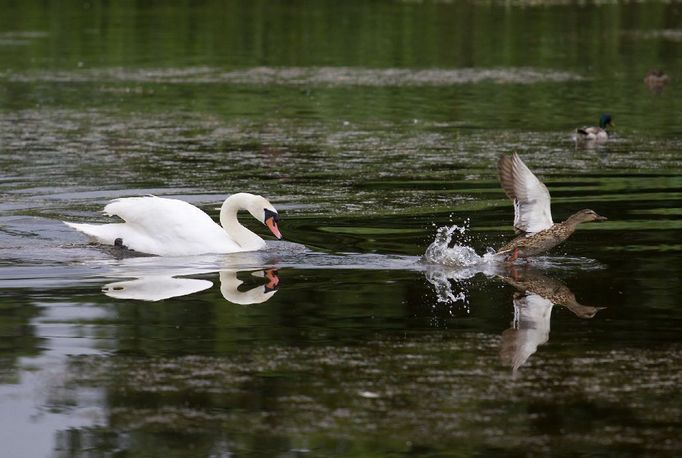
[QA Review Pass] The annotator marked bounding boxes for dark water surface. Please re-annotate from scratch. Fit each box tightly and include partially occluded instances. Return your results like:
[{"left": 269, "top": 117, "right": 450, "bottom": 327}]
[{"left": 1, "top": 1, "right": 682, "bottom": 456}]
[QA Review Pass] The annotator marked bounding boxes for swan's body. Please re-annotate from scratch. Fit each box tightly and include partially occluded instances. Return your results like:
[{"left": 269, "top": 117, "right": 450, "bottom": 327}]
[
  {"left": 496, "top": 153, "right": 607, "bottom": 261},
  {"left": 65, "top": 193, "right": 281, "bottom": 256},
  {"left": 575, "top": 113, "right": 613, "bottom": 142}
]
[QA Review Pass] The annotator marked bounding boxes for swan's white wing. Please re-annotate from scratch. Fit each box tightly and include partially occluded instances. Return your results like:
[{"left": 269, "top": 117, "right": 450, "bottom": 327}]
[
  {"left": 65, "top": 196, "right": 240, "bottom": 255},
  {"left": 498, "top": 153, "right": 553, "bottom": 234},
  {"left": 104, "top": 196, "right": 214, "bottom": 230},
  {"left": 103, "top": 196, "right": 240, "bottom": 255}
]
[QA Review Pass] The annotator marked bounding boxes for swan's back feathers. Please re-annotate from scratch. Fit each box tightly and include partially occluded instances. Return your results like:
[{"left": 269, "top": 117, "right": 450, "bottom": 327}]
[
  {"left": 498, "top": 153, "right": 554, "bottom": 234},
  {"left": 104, "top": 196, "right": 211, "bottom": 226},
  {"left": 68, "top": 196, "right": 241, "bottom": 255},
  {"left": 64, "top": 221, "right": 125, "bottom": 243}
]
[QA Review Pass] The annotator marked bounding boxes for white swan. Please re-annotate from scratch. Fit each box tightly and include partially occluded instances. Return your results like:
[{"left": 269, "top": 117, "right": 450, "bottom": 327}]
[
  {"left": 102, "top": 269, "right": 279, "bottom": 304},
  {"left": 64, "top": 192, "right": 282, "bottom": 256}
]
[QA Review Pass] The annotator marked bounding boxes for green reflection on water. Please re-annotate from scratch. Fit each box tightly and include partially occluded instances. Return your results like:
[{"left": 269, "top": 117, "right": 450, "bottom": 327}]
[{"left": 1, "top": 0, "right": 682, "bottom": 456}]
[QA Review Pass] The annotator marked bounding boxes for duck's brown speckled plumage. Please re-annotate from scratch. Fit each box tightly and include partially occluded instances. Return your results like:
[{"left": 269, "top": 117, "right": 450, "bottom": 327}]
[
  {"left": 497, "top": 209, "right": 602, "bottom": 258},
  {"left": 496, "top": 153, "right": 607, "bottom": 260}
]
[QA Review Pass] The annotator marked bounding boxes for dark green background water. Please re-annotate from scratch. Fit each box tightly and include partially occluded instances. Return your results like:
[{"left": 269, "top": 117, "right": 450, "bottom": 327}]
[{"left": 1, "top": 1, "right": 681, "bottom": 456}]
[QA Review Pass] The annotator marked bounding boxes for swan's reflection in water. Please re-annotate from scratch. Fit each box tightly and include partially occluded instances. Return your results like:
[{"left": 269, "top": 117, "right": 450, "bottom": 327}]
[
  {"left": 102, "top": 269, "right": 279, "bottom": 304},
  {"left": 219, "top": 269, "right": 279, "bottom": 304},
  {"left": 498, "top": 266, "right": 604, "bottom": 373}
]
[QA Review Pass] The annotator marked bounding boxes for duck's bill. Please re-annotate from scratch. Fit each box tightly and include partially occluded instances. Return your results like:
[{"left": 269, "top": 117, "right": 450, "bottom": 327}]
[
  {"left": 266, "top": 217, "right": 282, "bottom": 239},
  {"left": 596, "top": 215, "right": 608, "bottom": 222}
]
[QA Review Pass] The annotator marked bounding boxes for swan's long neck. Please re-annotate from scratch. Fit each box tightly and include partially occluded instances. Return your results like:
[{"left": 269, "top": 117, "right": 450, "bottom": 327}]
[
  {"left": 219, "top": 195, "right": 266, "bottom": 251},
  {"left": 219, "top": 271, "right": 277, "bottom": 305}
]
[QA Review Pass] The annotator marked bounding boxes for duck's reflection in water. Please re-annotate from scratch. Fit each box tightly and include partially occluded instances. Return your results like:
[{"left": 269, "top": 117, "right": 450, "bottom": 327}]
[
  {"left": 102, "top": 269, "right": 279, "bottom": 304},
  {"left": 498, "top": 266, "right": 604, "bottom": 374}
]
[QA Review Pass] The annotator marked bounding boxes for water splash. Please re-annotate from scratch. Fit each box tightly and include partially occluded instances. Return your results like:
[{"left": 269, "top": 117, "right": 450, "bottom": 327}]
[
  {"left": 422, "top": 221, "right": 501, "bottom": 306},
  {"left": 424, "top": 268, "right": 470, "bottom": 306},
  {"left": 422, "top": 220, "right": 498, "bottom": 267}
]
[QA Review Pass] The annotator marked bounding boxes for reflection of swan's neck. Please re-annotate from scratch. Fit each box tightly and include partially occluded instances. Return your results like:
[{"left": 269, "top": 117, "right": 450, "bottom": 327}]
[
  {"left": 219, "top": 270, "right": 277, "bottom": 305},
  {"left": 219, "top": 194, "right": 265, "bottom": 251}
]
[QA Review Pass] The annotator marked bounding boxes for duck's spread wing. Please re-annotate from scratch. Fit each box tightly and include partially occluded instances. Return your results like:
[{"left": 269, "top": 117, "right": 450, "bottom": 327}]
[{"left": 498, "top": 153, "right": 553, "bottom": 234}]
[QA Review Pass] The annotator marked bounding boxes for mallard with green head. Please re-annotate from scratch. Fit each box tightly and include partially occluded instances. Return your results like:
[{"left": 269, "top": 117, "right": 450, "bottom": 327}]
[
  {"left": 575, "top": 113, "right": 613, "bottom": 142},
  {"left": 496, "top": 153, "right": 607, "bottom": 262}
]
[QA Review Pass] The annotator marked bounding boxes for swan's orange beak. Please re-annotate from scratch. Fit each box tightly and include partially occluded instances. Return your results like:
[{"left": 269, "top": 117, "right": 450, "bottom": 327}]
[
  {"left": 264, "top": 269, "right": 280, "bottom": 291},
  {"left": 265, "top": 216, "right": 282, "bottom": 239}
]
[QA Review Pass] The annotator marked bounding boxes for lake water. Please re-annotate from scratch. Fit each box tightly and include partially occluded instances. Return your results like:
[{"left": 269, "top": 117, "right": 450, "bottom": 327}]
[{"left": 1, "top": 1, "right": 681, "bottom": 456}]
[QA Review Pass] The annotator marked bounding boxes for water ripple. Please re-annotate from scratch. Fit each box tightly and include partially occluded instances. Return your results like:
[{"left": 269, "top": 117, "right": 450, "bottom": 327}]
[{"left": 1, "top": 66, "right": 587, "bottom": 86}]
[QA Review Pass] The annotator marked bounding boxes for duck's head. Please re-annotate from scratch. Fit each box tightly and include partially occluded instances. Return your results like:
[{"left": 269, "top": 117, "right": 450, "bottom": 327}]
[
  {"left": 599, "top": 113, "right": 613, "bottom": 129},
  {"left": 569, "top": 209, "right": 608, "bottom": 225}
]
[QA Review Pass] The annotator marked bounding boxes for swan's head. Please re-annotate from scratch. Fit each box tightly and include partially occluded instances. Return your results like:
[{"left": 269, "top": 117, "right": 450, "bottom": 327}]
[
  {"left": 263, "top": 208, "right": 282, "bottom": 239},
  {"left": 245, "top": 194, "right": 282, "bottom": 240}
]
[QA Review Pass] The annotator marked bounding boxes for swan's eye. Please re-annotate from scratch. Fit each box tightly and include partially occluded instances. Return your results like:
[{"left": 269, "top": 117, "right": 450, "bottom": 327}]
[{"left": 264, "top": 208, "right": 279, "bottom": 223}]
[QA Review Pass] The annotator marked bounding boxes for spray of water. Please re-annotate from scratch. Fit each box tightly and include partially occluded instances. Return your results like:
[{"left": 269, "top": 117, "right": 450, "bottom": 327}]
[
  {"left": 421, "top": 220, "right": 502, "bottom": 305},
  {"left": 422, "top": 219, "right": 498, "bottom": 267}
]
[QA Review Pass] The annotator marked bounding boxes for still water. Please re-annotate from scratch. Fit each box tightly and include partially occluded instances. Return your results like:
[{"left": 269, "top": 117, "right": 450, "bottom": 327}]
[{"left": 1, "top": 1, "right": 682, "bottom": 456}]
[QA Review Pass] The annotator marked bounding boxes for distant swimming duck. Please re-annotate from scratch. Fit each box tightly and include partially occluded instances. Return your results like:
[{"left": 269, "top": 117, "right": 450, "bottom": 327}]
[
  {"left": 575, "top": 113, "right": 613, "bottom": 142},
  {"left": 496, "top": 153, "right": 607, "bottom": 262},
  {"left": 644, "top": 69, "right": 670, "bottom": 93}
]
